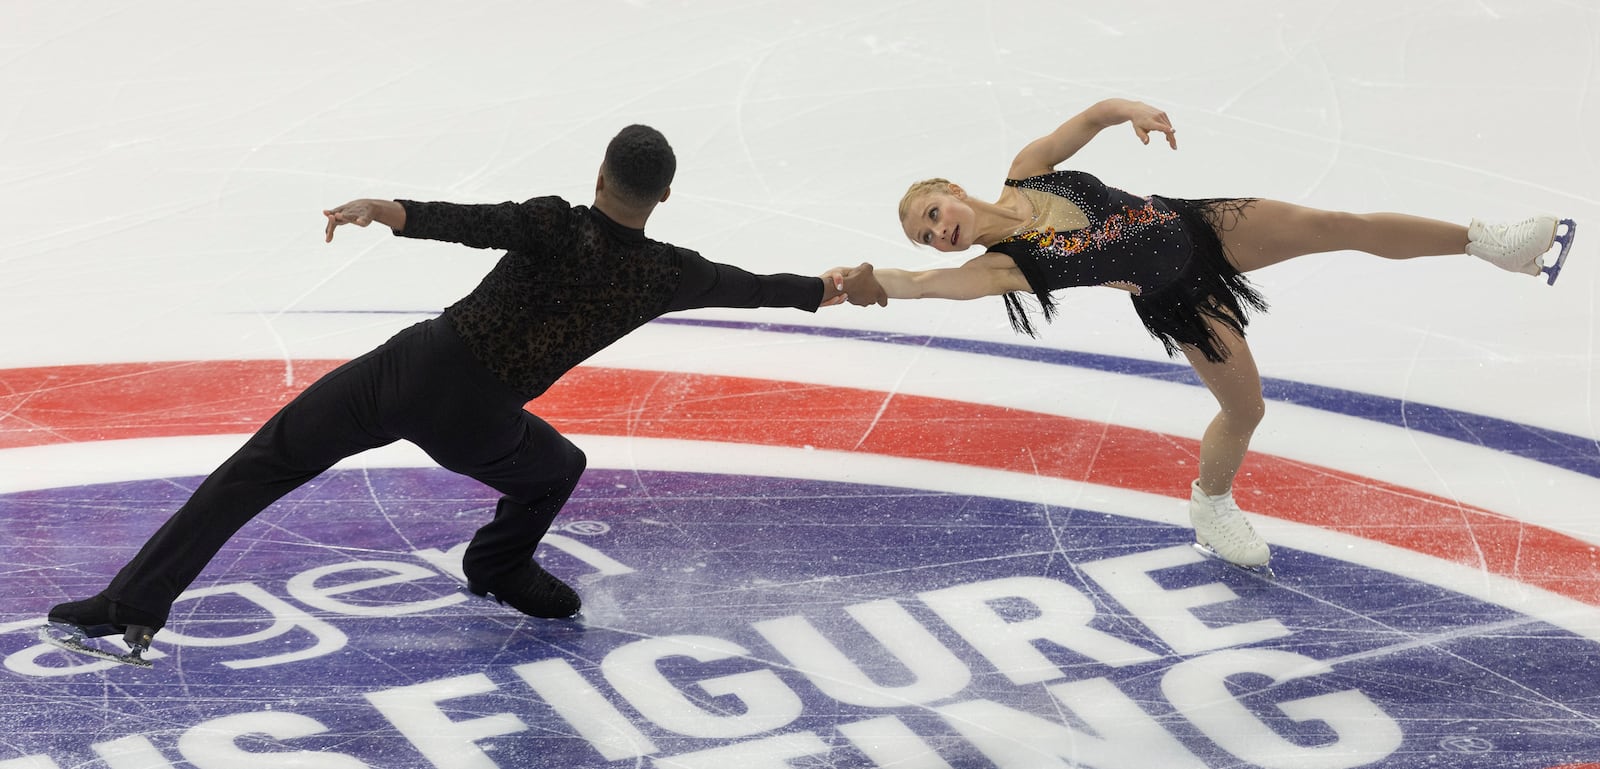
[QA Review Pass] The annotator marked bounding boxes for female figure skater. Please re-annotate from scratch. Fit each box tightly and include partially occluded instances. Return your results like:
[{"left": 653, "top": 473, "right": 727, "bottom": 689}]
[{"left": 847, "top": 97, "right": 1576, "bottom": 571}]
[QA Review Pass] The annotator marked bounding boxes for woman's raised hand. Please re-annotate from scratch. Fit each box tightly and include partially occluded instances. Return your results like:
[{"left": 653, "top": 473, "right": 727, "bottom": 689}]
[{"left": 1127, "top": 102, "right": 1177, "bottom": 150}]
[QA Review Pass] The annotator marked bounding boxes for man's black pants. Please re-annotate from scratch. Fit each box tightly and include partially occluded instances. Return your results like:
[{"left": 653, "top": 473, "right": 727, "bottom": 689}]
[{"left": 103, "top": 317, "right": 586, "bottom": 622}]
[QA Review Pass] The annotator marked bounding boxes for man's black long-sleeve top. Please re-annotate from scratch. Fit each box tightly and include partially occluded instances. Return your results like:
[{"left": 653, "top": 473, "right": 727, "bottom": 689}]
[{"left": 396, "top": 196, "right": 823, "bottom": 399}]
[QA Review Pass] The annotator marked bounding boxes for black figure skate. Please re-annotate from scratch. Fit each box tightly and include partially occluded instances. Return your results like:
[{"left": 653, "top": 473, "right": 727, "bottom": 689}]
[{"left": 40, "top": 595, "right": 161, "bottom": 668}]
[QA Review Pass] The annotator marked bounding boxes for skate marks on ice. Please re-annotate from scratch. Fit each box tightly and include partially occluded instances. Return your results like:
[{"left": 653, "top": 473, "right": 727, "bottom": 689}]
[
  {"left": 4, "top": 465, "right": 1600, "bottom": 768},
  {"left": 3, "top": 345, "right": 1600, "bottom": 765}
]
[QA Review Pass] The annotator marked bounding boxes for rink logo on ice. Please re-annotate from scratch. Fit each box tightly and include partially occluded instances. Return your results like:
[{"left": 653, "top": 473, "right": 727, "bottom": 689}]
[
  {"left": 4, "top": 469, "right": 1598, "bottom": 768},
  {"left": 3, "top": 357, "right": 1599, "bottom": 767}
]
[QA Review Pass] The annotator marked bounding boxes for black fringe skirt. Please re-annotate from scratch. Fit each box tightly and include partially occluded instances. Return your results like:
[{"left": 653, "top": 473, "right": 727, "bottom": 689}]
[{"left": 1002, "top": 196, "right": 1267, "bottom": 364}]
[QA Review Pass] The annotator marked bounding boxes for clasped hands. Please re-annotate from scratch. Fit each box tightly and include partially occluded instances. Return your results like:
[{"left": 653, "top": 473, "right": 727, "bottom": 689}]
[{"left": 821, "top": 263, "right": 888, "bottom": 308}]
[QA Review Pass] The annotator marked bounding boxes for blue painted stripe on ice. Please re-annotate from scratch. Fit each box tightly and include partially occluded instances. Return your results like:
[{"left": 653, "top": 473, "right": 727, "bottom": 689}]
[{"left": 656, "top": 317, "right": 1600, "bottom": 481}]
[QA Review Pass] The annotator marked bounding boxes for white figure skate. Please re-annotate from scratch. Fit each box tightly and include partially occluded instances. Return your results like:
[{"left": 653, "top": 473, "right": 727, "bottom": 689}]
[
  {"left": 1189, "top": 480, "right": 1273, "bottom": 576},
  {"left": 1467, "top": 216, "right": 1577, "bottom": 285}
]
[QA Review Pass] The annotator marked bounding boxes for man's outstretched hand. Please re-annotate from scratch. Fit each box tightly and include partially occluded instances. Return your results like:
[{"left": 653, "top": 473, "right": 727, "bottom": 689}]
[
  {"left": 323, "top": 199, "right": 406, "bottom": 242},
  {"left": 839, "top": 262, "right": 888, "bottom": 307}
]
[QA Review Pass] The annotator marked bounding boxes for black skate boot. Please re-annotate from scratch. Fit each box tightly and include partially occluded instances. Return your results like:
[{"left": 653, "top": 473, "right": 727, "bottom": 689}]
[
  {"left": 41, "top": 594, "right": 164, "bottom": 668},
  {"left": 465, "top": 560, "right": 582, "bottom": 620}
]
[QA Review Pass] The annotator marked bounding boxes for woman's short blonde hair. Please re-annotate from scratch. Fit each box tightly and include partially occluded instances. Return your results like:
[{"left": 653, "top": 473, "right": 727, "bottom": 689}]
[{"left": 897, "top": 178, "right": 954, "bottom": 225}]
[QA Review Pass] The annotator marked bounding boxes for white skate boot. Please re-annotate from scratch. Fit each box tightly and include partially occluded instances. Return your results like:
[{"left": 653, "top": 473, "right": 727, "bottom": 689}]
[
  {"left": 1189, "top": 480, "right": 1271, "bottom": 572},
  {"left": 1467, "top": 216, "right": 1577, "bottom": 284}
]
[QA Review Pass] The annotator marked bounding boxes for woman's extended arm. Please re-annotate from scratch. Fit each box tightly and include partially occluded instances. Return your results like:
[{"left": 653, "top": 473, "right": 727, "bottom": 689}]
[
  {"left": 867, "top": 253, "right": 1030, "bottom": 301},
  {"left": 1007, "top": 99, "right": 1177, "bottom": 179}
]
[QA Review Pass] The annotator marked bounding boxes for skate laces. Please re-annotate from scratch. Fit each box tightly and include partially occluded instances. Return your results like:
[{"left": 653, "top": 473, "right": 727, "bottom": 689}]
[
  {"left": 1198, "top": 493, "right": 1260, "bottom": 547},
  {"left": 1468, "top": 217, "right": 1553, "bottom": 263}
]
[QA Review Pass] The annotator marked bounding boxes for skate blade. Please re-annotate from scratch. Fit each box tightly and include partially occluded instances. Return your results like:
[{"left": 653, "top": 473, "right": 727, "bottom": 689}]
[
  {"left": 465, "top": 585, "right": 583, "bottom": 620},
  {"left": 38, "top": 623, "right": 154, "bottom": 668},
  {"left": 1542, "top": 218, "right": 1576, "bottom": 286},
  {"left": 1191, "top": 542, "right": 1276, "bottom": 579}
]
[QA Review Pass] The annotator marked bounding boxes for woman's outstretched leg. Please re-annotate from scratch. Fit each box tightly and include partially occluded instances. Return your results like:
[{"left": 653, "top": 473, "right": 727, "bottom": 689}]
[
  {"left": 1214, "top": 200, "right": 1566, "bottom": 278},
  {"left": 1215, "top": 201, "right": 1466, "bottom": 271}
]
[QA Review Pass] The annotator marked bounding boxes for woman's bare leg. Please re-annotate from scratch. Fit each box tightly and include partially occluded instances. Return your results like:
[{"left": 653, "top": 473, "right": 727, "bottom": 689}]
[
  {"left": 1215, "top": 200, "right": 1468, "bottom": 273},
  {"left": 1178, "top": 319, "right": 1272, "bottom": 566},
  {"left": 1181, "top": 320, "right": 1265, "bottom": 495}
]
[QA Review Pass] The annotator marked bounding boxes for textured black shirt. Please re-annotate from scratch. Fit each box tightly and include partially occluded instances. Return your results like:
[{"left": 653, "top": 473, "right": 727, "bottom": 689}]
[{"left": 396, "top": 196, "right": 822, "bottom": 399}]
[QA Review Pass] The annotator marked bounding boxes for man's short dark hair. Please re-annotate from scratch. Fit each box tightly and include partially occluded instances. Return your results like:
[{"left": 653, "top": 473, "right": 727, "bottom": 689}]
[{"left": 603, "top": 125, "right": 676, "bottom": 206}]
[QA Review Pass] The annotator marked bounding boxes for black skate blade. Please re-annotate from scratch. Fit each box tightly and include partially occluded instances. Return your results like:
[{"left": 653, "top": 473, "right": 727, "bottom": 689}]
[
  {"left": 1191, "top": 542, "right": 1276, "bottom": 579},
  {"left": 39, "top": 622, "right": 155, "bottom": 668},
  {"left": 1543, "top": 218, "right": 1575, "bottom": 286}
]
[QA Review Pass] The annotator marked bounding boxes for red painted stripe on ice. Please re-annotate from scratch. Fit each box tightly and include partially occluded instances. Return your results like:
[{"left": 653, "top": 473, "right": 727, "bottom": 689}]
[{"left": 3, "top": 361, "right": 1596, "bottom": 605}]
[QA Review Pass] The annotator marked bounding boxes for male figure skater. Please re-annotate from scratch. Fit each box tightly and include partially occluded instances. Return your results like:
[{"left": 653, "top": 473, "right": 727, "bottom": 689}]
[{"left": 45, "top": 124, "right": 869, "bottom": 666}]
